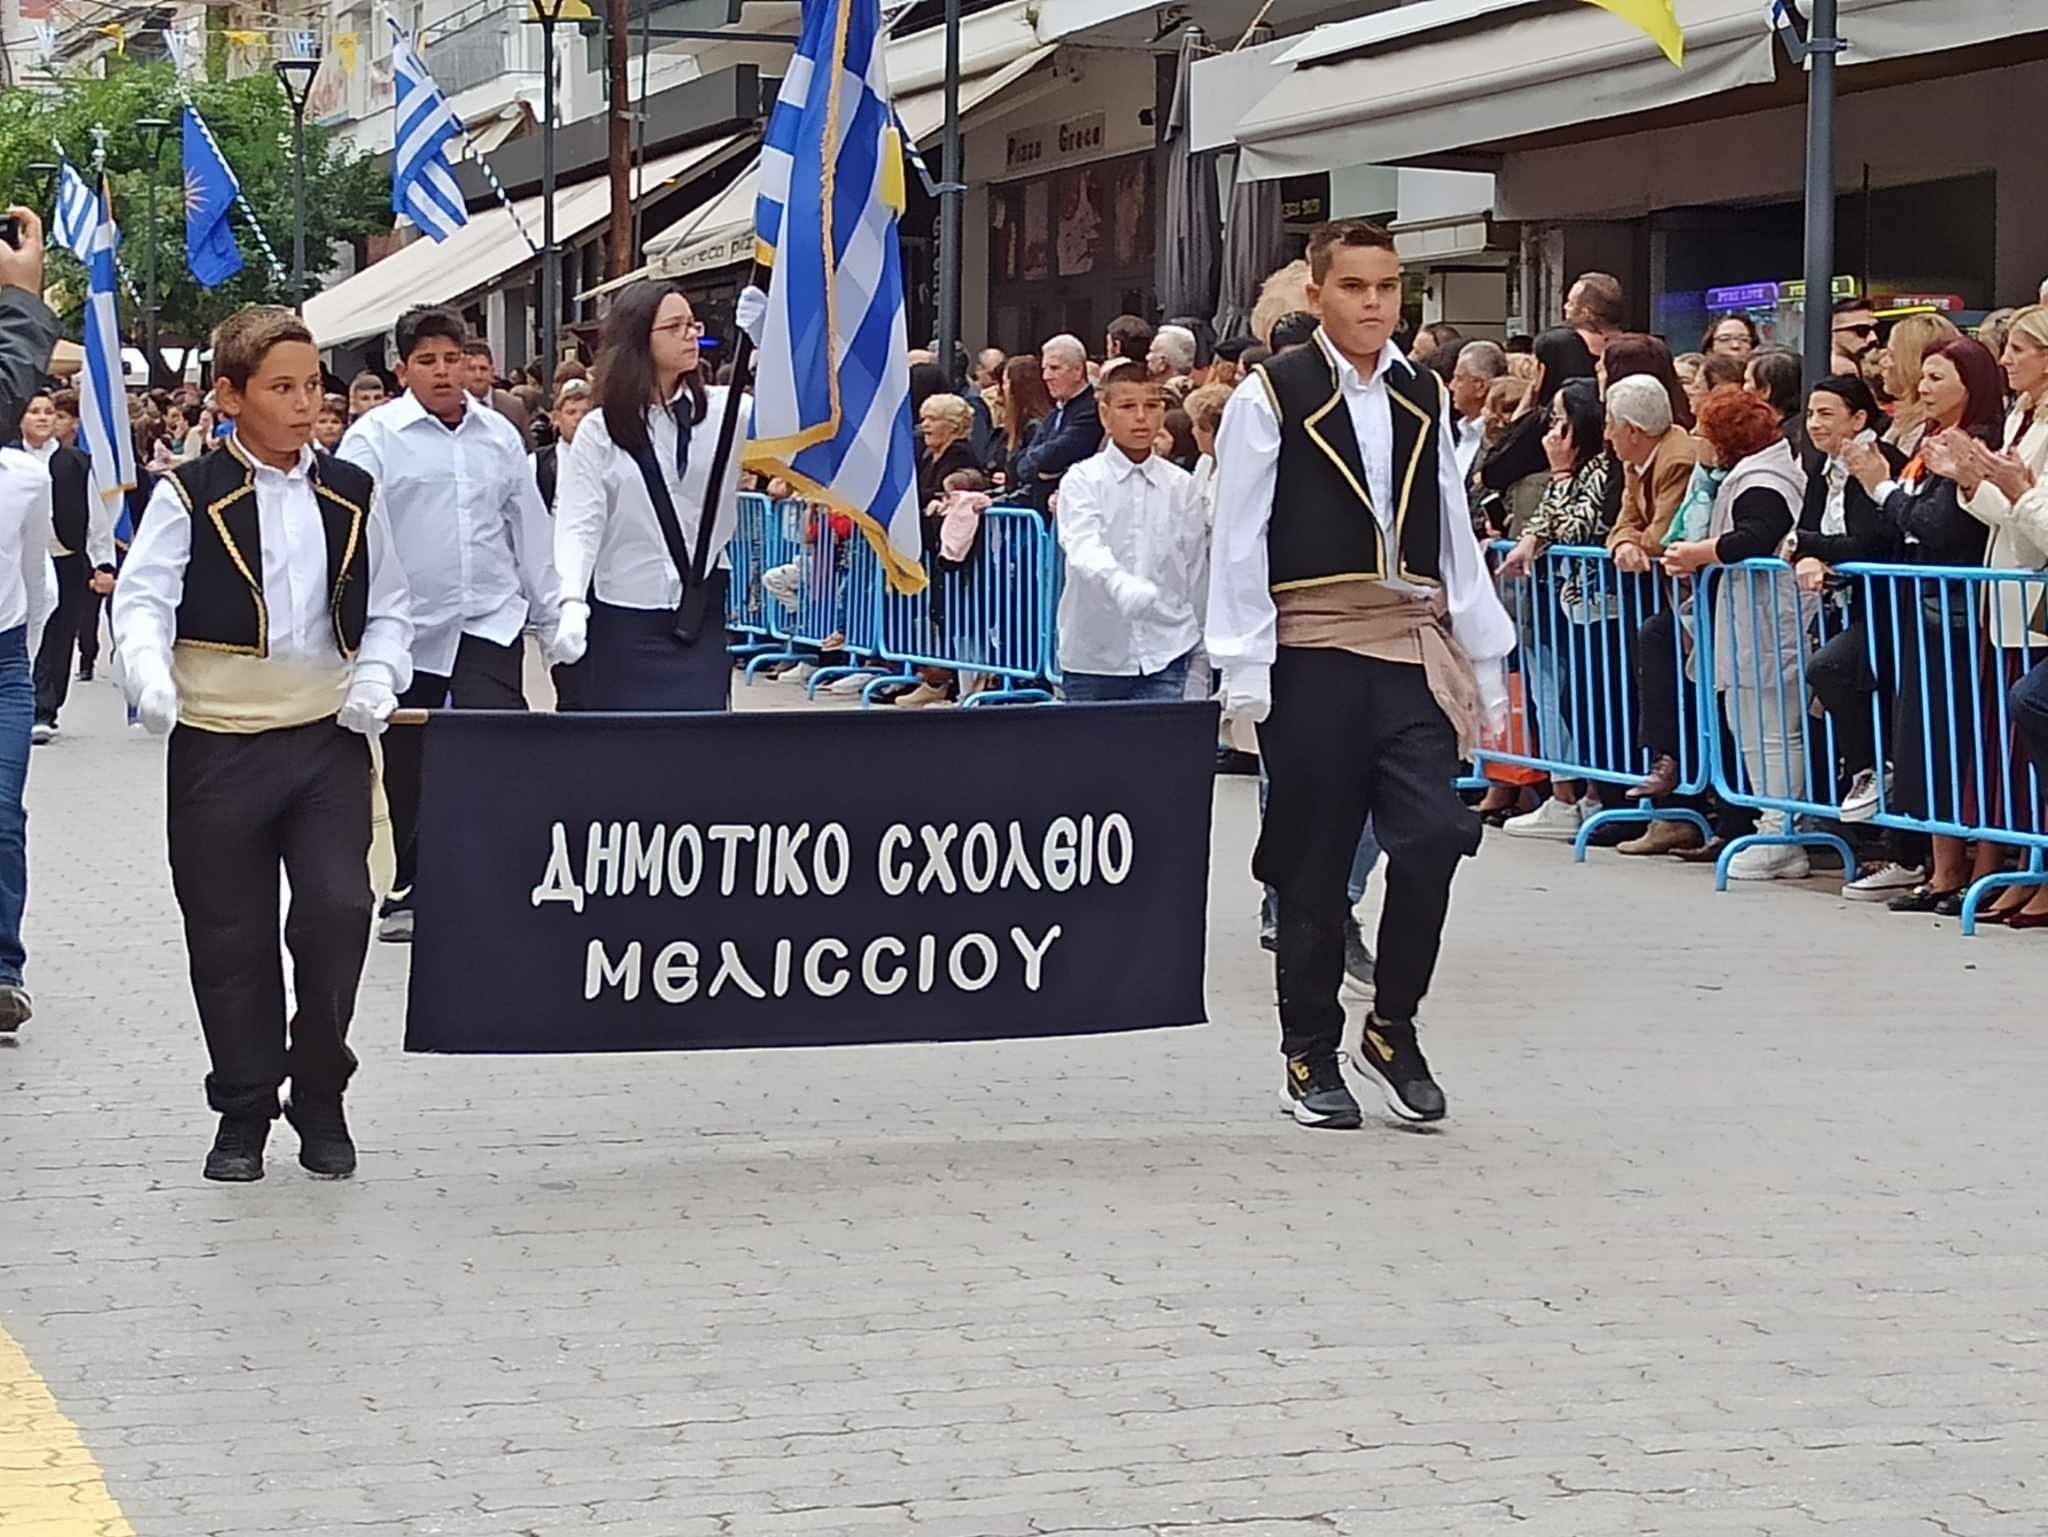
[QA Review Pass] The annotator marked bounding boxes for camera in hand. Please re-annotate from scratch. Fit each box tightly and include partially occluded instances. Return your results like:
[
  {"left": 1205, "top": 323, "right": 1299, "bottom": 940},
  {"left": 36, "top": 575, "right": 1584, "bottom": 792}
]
[{"left": 0, "top": 216, "right": 18, "bottom": 250}]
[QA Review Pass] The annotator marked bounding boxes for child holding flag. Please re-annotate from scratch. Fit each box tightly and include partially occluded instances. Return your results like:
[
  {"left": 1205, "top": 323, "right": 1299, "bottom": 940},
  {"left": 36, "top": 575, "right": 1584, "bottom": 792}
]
[{"left": 113, "top": 306, "right": 414, "bottom": 1182}]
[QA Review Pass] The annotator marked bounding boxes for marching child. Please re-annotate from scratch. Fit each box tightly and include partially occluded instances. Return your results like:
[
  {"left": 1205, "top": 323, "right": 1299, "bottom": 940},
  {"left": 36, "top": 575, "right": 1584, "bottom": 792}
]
[{"left": 113, "top": 306, "right": 414, "bottom": 1182}]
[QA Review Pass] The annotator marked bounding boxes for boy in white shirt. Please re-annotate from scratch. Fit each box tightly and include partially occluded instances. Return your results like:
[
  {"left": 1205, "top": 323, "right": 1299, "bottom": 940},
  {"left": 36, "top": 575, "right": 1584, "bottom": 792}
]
[
  {"left": 114, "top": 306, "right": 415, "bottom": 1181},
  {"left": 1054, "top": 361, "right": 1206, "bottom": 702},
  {"left": 338, "top": 305, "right": 560, "bottom": 943}
]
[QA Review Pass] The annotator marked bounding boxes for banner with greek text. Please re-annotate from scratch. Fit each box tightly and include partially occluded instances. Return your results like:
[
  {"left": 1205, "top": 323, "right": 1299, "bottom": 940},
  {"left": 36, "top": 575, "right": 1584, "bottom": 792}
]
[{"left": 403, "top": 705, "right": 1216, "bottom": 1052}]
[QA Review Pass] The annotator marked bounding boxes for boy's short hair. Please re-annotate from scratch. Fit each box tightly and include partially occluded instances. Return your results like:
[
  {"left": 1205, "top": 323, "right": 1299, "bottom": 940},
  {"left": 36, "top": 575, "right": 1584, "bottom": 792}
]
[
  {"left": 462, "top": 339, "right": 494, "bottom": 361},
  {"left": 51, "top": 388, "right": 79, "bottom": 417},
  {"left": 942, "top": 468, "right": 990, "bottom": 493},
  {"left": 212, "top": 306, "right": 315, "bottom": 390},
  {"left": 350, "top": 370, "right": 385, "bottom": 391},
  {"left": 319, "top": 394, "right": 348, "bottom": 416},
  {"left": 1098, "top": 359, "right": 1153, "bottom": 393},
  {"left": 1306, "top": 219, "right": 1396, "bottom": 283},
  {"left": 393, "top": 305, "right": 468, "bottom": 362}
]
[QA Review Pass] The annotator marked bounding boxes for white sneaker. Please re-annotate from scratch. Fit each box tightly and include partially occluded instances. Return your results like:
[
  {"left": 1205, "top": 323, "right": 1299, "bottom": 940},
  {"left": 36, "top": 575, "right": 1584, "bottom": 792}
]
[
  {"left": 1502, "top": 797, "right": 1583, "bottom": 841},
  {"left": 1842, "top": 861, "right": 1926, "bottom": 902},
  {"left": 826, "top": 672, "right": 875, "bottom": 696},
  {"left": 1839, "top": 767, "right": 1885, "bottom": 823},
  {"left": 29, "top": 722, "right": 53, "bottom": 745},
  {"left": 893, "top": 681, "right": 950, "bottom": 709},
  {"left": 1727, "top": 841, "right": 1811, "bottom": 881},
  {"left": 782, "top": 661, "right": 820, "bottom": 687}
]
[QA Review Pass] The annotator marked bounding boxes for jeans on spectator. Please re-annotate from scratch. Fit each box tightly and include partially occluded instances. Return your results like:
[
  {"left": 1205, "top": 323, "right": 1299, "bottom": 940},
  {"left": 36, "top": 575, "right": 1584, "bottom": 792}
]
[
  {"left": 1260, "top": 763, "right": 1378, "bottom": 934},
  {"left": 0, "top": 625, "right": 31, "bottom": 983},
  {"left": 2014, "top": 655, "right": 2048, "bottom": 779},
  {"left": 1062, "top": 654, "right": 1191, "bottom": 703}
]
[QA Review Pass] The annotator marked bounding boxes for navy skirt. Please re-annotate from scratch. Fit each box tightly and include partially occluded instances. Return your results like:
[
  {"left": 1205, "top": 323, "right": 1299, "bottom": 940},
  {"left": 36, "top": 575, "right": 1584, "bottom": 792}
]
[{"left": 582, "top": 575, "right": 731, "bottom": 712}]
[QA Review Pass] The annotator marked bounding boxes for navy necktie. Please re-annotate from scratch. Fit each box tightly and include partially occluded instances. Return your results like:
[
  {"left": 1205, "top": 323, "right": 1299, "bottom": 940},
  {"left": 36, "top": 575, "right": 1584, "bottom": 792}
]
[{"left": 669, "top": 397, "right": 692, "bottom": 482}]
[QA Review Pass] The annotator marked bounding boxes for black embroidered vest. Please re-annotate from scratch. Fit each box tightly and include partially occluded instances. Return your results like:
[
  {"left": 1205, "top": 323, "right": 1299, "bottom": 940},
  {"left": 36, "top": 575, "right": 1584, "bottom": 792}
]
[
  {"left": 165, "top": 440, "right": 371, "bottom": 657},
  {"left": 1256, "top": 336, "right": 1444, "bottom": 590}
]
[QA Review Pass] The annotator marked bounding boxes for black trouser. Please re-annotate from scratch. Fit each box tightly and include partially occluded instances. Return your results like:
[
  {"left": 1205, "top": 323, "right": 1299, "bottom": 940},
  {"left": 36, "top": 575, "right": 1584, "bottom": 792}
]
[
  {"left": 166, "top": 720, "right": 372, "bottom": 1120},
  {"left": 1255, "top": 647, "right": 1480, "bottom": 1057},
  {"left": 32, "top": 552, "right": 87, "bottom": 726},
  {"left": 1633, "top": 607, "right": 1755, "bottom": 840},
  {"left": 381, "top": 633, "right": 527, "bottom": 894},
  {"left": 76, "top": 584, "right": 103, "bottom": 670}
]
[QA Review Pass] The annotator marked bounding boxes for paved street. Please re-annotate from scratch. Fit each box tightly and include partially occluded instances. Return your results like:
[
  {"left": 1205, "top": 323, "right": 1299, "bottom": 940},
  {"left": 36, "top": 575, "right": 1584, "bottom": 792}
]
[{"left": 5, "top": 669, "right": 2047, "bottom": 1537}]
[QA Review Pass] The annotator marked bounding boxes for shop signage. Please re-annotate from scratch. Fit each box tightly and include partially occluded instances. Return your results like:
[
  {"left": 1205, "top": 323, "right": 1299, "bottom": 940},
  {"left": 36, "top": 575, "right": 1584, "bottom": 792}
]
[
  {"left": 1279, "top": 173, "right": 1327, "bottom": 226},
  {"left": 1879, "top": 293, "right": 1965, "bottom": 312},
  {"left": 1781, "top": 276, "right": 1859, "bottom": 302},
  {"left": 1706, "top": 281, "right": 1780, "bottom": 309},
  {"left": 1005, "top": 112, "right": 1107, "bottom": 174}
]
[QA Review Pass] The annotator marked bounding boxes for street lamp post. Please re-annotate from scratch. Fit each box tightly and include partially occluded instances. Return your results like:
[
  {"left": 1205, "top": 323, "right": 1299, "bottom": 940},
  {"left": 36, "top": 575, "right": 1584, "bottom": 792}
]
[
  {"left": 134, "top": 119, "right": 172, "bottom": 386},
  {"left": 527, "top": 0, "right": 572, "bottom": 396},
  {"left": 274, "top": 56, "right": 322, "bottom": 311}
]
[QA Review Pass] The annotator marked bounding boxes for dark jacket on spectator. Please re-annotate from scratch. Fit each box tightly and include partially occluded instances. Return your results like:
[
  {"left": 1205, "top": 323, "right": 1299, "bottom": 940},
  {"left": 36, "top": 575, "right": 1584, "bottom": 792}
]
[
  {"left": 47, "top": 443, "right": 91, "bottom": 556},
  {"left": 1792, "top": 439, "right": 1907, "bottom": 567},
  {"left": 1010, "top": 386, "right": 1100, "bottom": 512},
  {"left": 0, "top": 288, "right": 59, "bottom": 441}
]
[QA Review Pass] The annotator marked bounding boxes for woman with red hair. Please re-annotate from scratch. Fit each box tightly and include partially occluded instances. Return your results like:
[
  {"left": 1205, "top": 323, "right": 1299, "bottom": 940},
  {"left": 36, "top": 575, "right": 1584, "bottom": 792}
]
[
  {"left": 1661, "top": 385, "right": 1813, "bottom": 878},
  {"left": 1841, "top": 335, "right": 2002, "bottom": 911}
]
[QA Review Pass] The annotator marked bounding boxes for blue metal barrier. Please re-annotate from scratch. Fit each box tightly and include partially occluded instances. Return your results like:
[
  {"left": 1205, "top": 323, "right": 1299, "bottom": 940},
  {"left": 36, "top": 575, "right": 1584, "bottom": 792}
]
[
  {"left": 875, "top": 506, "right": 1055, "bottom": 707},
  {"left": 1480, "top": 543, "right": 1712, "bottom": 858},
  {"left": 724, "top": 492, "right": 782, "bottom": 660}
]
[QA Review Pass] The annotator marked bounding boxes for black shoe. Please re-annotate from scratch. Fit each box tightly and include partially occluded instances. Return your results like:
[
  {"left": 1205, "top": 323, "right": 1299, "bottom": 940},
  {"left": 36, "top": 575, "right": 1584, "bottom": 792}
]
[
  {"left": 1341, "top": 920, "right": 1376, "bottom": 1001},
  {"left": 1278, "top": 1053, "right": 1362, "bottom": 1129},
  {"left": 284, "top": 1095, "right": 357, "bottom": 1178},
  {"left": 204, "top": 1116, "right": 270, "bottom": 1181},
  {"left": 1583, "top": 818, "right": 1633, "bottom": 849},
  {"left": 75, "top": 663, "right": 93, "bottom": 683},
  {"left": 377, "top": 890, "right": 414, "bottom": 944},
  {"left": 1349, "top": 1015, "right": 1447, "bottom": 1123},
  {"left": 1258, "top": 927, "right": 1277, "bottom": 953},
  {"left": 1214, "top": 747, "right": 1261, "bottom": 777},
  {"left": 0, "top": 982, "right": 28, "bottom": 1034}
]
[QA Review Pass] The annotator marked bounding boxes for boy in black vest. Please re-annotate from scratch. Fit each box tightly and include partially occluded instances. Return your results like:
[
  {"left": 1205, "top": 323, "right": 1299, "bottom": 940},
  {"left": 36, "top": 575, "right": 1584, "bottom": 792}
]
[
  {"left": 1208, "top": 220, "right": 1514, "bottom": 1132},
  {"left": 112, "top": 307, "right": 415, "bottom": 1182}
]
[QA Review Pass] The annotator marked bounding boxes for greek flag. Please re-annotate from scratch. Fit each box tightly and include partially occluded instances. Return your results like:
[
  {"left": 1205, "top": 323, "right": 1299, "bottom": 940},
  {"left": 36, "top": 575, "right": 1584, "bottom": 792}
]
[
  {"left": 742, "top": 0, "right": 923, "bottom": 593},
  {"left": 53, "top": 161, "right": 98, "bottom": 261},
  {"left": 389, "top": 18, "right": 468, "bottom": 241},
  {"left": 78, "top": 180, "right": 136, "bottom": 541}
]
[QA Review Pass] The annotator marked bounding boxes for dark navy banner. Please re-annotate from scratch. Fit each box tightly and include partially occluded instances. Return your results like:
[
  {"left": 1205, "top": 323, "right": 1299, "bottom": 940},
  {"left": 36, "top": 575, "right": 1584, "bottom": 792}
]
[{"left": 404, "top": 703, "right": 1215, "bottom": 1052}]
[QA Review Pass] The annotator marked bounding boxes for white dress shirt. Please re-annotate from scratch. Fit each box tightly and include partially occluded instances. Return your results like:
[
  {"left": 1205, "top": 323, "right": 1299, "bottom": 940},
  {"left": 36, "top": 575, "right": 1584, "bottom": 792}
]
[
  {"left": 1207, "top": 329, "right": 1515, "bottom": 671},
  {"left": 554, "top": 385, "right": 740, "bottom": 610},
  {"left": 113, "top": 444, "right": 415, "bottom": 695},
  {"left": 337, "top": 390, "right": 558, "bottom": 676},
  {"left": 0, "top": 448, "right": 56, "bottom": 650},
  {"left": 1055, "top": 443, "right": 1206, "bottom": 676},
  {"left": 1453, "top": 413, "right": 1486, "bottom": 481}
]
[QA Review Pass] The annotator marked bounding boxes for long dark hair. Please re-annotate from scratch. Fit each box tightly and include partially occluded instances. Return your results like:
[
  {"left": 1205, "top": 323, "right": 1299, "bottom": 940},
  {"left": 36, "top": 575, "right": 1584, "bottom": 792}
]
[
  {"left": 1551, "top": 379, "right": 1606, "bottom": 468},
  {"left": 1532, "top": 326, "right": 1596, "bottom": 410},
  {"left": 595, "top": 278, "right": 708, "bottom": 457},
  {"left": 1000, "top": 355, "right": 1054, "bottom": 452},
  {"left": 1602, "top": 331, "right": 1692, "bottom": 429}
]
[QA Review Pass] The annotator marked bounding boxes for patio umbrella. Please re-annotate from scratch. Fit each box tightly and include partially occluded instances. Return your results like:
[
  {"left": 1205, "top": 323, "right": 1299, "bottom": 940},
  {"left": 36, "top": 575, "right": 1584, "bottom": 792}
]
[
  {"left": 1211, "top": 27, "right": 1288, "bottom": 340},
  {"left": 1153, "top": 28, "right": 1220, "bottom": 324}
]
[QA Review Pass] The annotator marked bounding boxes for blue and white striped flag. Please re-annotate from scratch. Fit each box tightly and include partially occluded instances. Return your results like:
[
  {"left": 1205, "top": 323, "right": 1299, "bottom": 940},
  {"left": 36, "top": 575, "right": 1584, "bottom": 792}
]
[
  {"left": 78, "top": 180, "right": 136, "bottom": 544},
  {"left": 389, "top": 17, "right": 468, "bottom": 242},
  {"left": 53, "top": 161, "right": 98, "bottom": 261},
  {"left": 742, "top": 0, "right": 924, "bottom": 593}
]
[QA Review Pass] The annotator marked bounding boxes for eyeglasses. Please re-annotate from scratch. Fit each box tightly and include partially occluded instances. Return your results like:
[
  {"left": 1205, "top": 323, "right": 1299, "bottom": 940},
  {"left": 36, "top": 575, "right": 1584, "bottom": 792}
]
[{"left": 653, "top": 318, "right": 706, "bottom": 338}]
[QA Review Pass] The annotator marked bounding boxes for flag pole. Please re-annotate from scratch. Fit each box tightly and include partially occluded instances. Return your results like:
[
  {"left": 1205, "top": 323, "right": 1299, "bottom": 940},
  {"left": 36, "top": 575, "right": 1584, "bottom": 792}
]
[{"left": 678, "top": 262, "right": 764, "bottom": 643}]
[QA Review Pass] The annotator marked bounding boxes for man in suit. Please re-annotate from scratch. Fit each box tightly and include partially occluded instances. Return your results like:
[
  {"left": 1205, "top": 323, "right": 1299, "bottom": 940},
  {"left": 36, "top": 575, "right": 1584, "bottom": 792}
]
[
  {"left": 1011, "top": 334, "right": 1099, "bottom": 516},
  {"left": 20, "top": 389, "right": 93, "bottom": 742}
]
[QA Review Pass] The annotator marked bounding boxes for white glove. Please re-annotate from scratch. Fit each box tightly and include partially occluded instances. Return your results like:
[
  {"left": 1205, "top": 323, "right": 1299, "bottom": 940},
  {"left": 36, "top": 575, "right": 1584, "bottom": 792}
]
[
  {"left": 1221, "top": 663, "right": 1272, "bottom": 726},
  {"left": 1475, "top": 659, "right": 1510, "bottom": 740},
  {"left": 1104, "top": 569, "right": 1160, "bottom": 620},
  {"left": 549, "top": 600, "right": 589, "bottom": 667},
  {"left": 128, "top": 652, "right": 179, "bottom": 736},
  {"left": 337, "top": 677, "right": 399, "bottom": 738},
  {"left": 735, "top": 284, "right": 769, "bottom": 347}
]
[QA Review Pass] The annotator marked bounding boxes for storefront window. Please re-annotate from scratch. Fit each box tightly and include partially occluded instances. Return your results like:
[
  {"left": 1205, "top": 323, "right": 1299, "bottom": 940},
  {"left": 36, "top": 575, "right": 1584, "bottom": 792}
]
[{"left": 987, "top": 151, "right": 1153, "bottom": 356}]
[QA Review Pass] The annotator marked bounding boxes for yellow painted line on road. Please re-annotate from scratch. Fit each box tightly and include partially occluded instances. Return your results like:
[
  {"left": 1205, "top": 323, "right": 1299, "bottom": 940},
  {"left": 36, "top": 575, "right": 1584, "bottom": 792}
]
[{"left": 0, "top": 1320, "right": 136, "bottom": 1537}]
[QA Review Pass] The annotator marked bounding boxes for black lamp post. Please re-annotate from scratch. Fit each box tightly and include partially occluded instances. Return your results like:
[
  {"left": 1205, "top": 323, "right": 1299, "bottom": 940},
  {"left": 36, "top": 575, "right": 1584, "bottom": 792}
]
[
  {"left": 527, "top": 0, "right": 572, "bottom": 395},
  {"left": 274, "top": 55, "right": 322, "bottom": 310},
  {"left": 134, "top": 119, "right": 172, "bottom": 385}
]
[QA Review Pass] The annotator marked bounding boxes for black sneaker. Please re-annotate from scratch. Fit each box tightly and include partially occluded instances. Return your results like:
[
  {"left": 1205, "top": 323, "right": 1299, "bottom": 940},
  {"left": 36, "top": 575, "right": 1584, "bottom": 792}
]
[
  {"left": 204, "top": 1116, "right": 270, "bottom": 1182},
  {"left": 1258, "top": 926, "right": 1277, "bottom": 953},
  {"left": 1341, "top": 920, "right": 1375, "bottom": 1001},
  {"left": 377, "top": 890, "right": 414, "bottom": 944},
  {"left": 75, "top": 662, "right": 94, "bottom": 683},
  {"left": 1278, "top": 1053, "right": 1362, "bottom": 1129},
  {"left": 0, "top": 982, "right": 29, "bottom": 1034},
  {"left": 284, "top": 1095, "right": 357, "bottom": 1178},
  {"left": 1350, "top": 1015, "right": 1447, "bottom": 1123}
]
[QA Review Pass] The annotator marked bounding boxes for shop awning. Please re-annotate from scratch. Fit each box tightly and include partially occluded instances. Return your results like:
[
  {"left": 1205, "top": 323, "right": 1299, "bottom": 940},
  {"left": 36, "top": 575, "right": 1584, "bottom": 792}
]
[
  {"left": 306, "top": 134, "right": 746, "bottom": 348},
  {"left": 1228, "top": 0, "right": 1777, "bottom": 182},
  {"left": 644, "top": 44, "right": 1056, "bottom": 279},
  {"left": 1225, "top": 0, "right": 2048, "bottom": 183}
]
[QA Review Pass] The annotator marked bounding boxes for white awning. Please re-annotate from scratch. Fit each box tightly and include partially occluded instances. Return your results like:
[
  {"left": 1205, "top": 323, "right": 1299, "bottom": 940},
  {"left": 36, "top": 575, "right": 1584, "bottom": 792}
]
[
  {"left": 645, "top": 44, "right": 1056, "bottom": 279},
  {"left": 1230, "top": 0, "right": 1776, "bottom": 181},
  {"left": 1227, "top": 0, "right": 2048, "bottom": 182},
  {"left": 306, "top": 134, "right": 745, "bottom": 348}
]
